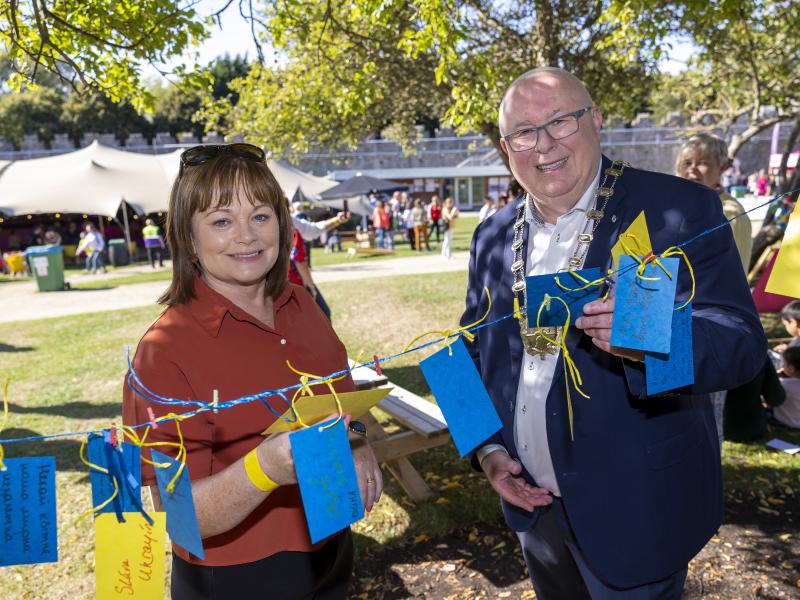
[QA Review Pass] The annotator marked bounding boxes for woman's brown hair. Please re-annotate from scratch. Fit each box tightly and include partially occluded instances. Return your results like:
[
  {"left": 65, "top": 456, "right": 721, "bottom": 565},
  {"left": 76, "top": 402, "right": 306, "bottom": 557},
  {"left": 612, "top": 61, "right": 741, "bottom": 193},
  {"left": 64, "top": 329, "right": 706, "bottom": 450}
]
[{"left": 158, "top": 153, "right": 292, "bottom": 305}]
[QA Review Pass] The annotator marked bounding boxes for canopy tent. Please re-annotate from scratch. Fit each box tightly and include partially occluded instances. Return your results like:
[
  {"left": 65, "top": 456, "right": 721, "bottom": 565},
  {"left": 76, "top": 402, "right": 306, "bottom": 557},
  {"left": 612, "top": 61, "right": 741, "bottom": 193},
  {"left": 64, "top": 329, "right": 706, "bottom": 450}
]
[
  {"left": 316, "top": 174, "right": 408, "bottom": 216},
  {"left": 318, "top": 174, "right": 407, "bottom": 200},
  {"left": 267, "top": 160, "right": 337, "bottom": 202},
  {"left": 0, "top": 141, "right": 336, "bottom": 218}
]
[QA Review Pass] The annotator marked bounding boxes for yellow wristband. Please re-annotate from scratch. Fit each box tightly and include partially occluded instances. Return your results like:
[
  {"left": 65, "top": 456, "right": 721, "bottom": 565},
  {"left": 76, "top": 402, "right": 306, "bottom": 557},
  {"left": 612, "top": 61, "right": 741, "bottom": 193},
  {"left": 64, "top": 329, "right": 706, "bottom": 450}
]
[{"left": 244, "top": 448, "right": 280, "bottom": 493}]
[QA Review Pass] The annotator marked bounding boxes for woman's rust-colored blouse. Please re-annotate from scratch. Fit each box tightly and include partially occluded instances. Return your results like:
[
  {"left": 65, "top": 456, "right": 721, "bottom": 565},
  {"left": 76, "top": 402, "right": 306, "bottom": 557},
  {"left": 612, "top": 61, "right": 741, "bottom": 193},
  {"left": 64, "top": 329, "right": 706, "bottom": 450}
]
[{"left": 122, "top": 277, "right": 354, "bottom": 566}]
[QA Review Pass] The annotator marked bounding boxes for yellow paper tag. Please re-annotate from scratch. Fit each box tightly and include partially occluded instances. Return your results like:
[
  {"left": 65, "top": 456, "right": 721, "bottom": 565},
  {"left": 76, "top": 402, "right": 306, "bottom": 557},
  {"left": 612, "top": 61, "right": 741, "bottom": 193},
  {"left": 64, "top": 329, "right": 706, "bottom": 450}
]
[
  {"left": 611, "top": 211, "right": 653, "bottom": 271},
  {"left": 765, "top": 203, "right": 800, "bottom": 299},
  {"left": 262, "top": 388, "right": 392, "bottom": 435},
  {"left": 95, "top": 512, "right": 166, "bottom": 600}
]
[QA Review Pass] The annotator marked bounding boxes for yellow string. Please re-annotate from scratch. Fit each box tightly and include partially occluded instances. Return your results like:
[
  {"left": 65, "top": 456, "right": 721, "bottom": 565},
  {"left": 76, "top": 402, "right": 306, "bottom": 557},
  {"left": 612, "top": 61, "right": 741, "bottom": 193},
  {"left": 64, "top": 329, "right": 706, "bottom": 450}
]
[
  {"left": 554, "top": 270, "right": 606, "bottom": 293},
  {"left": 77, "top": 430, "right": 121, "bottom": 521},
  {"left": 619, "top": 235, "right": 672, "bottom": 282},
  {"left": 535, "top": 295, "right": 589, "bottom": 441},
  {"left": 660, "top": 246, "right": 696, "bottom": 310},
  {"left": 0, "top": 378, "right": 9, "bottom": 471},
  {"left": 122, "top": 414, "right": 188, "bottom": 493},
  {"left": 513, "top": 296, "right": 522, "bottom": 319},
  {"left": 286, "top": 361, "right": 346, "bottom": 431},
  {"left": 402, "top": 287, "right": 492, "bottom": 356}
]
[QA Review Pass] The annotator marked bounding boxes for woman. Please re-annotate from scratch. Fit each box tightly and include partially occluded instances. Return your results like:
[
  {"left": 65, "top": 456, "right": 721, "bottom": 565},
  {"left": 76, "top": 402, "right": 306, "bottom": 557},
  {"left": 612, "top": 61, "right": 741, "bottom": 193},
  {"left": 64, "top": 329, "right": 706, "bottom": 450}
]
[
  {"left": 75, "top": 222, "right": 107, "bottom": 273},
  {"left": 441, "top": 197, "right": 459, "bottom": 259},
  {"left": 411, "top": 198, "right": 431, "bottom": 251},
  {"left": 122, "top": 144, "right": 382, "bottom": 599}
]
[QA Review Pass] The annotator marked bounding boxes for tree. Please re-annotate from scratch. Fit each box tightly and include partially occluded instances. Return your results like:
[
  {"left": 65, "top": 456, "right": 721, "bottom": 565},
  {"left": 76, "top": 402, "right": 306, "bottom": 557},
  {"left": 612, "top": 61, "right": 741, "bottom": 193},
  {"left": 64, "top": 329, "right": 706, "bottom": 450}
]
[
  {"left": 605, "top": 0, "right": 800, "bottom": 190},
  {"left": 202, "top": 0, "right": 658, "bottom": 162},
  {"left": 149, "top": 54, "right": 252, "bottom": 139},
  {"left": 0, "top": 0, "right": 209, "bottom": 110},
  {"left": 0, "top": 86, "right": 63, "bottom": 148},
  {"left": 60, "top": 90, "right": 150, "bottom": 145}
]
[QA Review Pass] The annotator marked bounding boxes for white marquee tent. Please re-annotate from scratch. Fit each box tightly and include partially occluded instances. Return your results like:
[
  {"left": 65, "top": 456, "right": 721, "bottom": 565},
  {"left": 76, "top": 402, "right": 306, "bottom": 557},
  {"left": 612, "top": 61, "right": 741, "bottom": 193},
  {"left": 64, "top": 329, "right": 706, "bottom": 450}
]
[{"left": 0, "top": 141, "right": 336, "bottom": 218}]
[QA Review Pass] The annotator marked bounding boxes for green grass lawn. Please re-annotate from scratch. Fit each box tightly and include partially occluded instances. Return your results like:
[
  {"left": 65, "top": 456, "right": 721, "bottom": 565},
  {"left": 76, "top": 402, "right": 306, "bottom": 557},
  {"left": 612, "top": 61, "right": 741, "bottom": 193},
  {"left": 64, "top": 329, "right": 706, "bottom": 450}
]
[{"left": 1, "top": 269, "right": 798, "bottom": 598}]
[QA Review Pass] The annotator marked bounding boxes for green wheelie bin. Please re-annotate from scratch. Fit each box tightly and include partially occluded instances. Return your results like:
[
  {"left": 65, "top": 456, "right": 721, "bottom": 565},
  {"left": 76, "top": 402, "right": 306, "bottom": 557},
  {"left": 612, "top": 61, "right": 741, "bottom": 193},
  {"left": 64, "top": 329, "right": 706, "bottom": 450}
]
[{"left": 24, "top": 245, "right": 67, "bottom": 291}]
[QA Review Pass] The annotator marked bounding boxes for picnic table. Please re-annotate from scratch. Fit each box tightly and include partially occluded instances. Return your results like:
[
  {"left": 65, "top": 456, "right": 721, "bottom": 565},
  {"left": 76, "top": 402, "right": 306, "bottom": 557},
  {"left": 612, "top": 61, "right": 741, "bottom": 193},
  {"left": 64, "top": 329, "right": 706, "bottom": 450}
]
[{"left": 350, "top": 361, "right": 451, "bottom": 501}]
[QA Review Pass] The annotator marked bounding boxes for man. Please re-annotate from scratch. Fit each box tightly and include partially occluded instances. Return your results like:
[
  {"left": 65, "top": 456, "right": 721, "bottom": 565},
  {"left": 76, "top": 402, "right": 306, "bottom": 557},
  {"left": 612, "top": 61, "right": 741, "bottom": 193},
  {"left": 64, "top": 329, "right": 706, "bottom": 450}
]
[{"left": 461, "top": 68, "right": 765, "bottom": 598}]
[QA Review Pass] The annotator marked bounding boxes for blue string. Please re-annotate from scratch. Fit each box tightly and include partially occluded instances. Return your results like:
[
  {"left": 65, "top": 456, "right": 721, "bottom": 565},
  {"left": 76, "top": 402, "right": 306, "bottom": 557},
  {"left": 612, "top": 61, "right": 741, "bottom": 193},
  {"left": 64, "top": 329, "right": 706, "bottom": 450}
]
[{"left": 0, "top": 188, "right": 795, "bottom": 445}]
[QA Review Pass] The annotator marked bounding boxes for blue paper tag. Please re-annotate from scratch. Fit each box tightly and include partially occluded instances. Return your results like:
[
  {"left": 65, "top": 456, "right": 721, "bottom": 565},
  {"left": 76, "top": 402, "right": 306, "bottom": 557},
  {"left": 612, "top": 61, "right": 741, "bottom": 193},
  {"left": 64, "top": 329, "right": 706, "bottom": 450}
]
[
  {"left": 526, "top": 268, "right": 603, "bottom": 327},
  {"left": 290, "top": 419, "right": 364, "bottom": 544},
  {"left": 610, "top": 255, "right": 680, "bottom": 354},
  {"left": 87, "top": 432, "right": 142, "bottom": 518},
  {"left": 645, "top": 303, "right": 695, "bottom": 395},
  {"left": 150, "top": 449, "right": 205, "bottom": 559},
  {"left": 0, "top": 456, "right": 58, "bottom": 566},
  {"left": 419, "top": 337, "right": 502, "bottom": 456}
]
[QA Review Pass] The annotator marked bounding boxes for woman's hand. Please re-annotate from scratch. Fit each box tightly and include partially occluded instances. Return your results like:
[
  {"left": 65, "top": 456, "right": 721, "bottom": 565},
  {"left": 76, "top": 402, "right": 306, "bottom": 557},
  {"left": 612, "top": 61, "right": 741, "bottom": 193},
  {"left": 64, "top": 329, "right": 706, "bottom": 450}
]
[
  {"left": 257, "top": 432, "right": 297, "bottom": 486},
  {"left": 349, "top": 432, "right": 383, "bottom": 513}
]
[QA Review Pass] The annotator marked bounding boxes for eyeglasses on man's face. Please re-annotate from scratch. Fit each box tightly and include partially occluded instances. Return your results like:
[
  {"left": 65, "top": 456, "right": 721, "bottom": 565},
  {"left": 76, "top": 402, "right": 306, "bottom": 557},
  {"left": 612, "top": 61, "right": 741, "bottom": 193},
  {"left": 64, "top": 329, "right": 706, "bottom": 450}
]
[
  {"left": 178, "top": 143, "right": 266, "bottom": 176},
  {"left": 502, "top": 106, "right": 594, "bottom": 153}
]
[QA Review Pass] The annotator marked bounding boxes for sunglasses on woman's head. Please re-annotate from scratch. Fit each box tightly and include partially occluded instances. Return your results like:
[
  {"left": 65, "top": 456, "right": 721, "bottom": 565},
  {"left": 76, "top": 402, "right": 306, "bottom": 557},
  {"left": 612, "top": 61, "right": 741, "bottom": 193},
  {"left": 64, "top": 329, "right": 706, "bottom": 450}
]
[{"left": 178, "top": 143, "right": 266, "bottom": 176}]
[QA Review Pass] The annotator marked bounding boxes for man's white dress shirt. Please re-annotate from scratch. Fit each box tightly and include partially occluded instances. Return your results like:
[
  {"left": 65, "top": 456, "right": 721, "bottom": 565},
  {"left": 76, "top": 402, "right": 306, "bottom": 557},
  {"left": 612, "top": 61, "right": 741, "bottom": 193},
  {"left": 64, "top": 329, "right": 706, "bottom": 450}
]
[{"left": 478, "top": 166, "right": 601, "bottom": 497}]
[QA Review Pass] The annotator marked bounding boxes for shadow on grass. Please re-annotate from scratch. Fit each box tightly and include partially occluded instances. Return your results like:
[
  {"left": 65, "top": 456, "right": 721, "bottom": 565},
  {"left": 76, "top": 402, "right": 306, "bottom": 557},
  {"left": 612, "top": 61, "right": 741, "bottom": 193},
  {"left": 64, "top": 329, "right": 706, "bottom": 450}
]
[
  {"left": 7, "top": 401, "right": 120, "bottom": 420},
  {"left": 381, "top": 364, "right": 430, "bottom": 397},
  {"left": 1, "top": 427, "right": 88, "bottom": 472},
  {"left": 0, "top": 343, "right": 34, "bottom": 352}
]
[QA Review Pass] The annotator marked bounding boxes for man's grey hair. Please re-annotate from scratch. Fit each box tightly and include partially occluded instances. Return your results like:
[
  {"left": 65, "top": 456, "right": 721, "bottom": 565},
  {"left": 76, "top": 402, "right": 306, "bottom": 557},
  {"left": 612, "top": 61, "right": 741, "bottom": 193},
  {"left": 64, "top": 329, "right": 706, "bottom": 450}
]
[{"left": 677, "top": 133, "right": 731, "bottom": 171}]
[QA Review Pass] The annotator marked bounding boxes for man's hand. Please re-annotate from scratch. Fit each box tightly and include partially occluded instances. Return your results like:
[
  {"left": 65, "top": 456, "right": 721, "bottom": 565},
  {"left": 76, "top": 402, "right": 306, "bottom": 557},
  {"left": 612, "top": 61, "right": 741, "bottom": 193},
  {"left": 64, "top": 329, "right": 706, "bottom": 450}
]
[
  {"left": 575, "top": 297, "right": 645, "bottom": 362},
  {"left": 481, "top": 451, "right": 552, "bottom": 512}
]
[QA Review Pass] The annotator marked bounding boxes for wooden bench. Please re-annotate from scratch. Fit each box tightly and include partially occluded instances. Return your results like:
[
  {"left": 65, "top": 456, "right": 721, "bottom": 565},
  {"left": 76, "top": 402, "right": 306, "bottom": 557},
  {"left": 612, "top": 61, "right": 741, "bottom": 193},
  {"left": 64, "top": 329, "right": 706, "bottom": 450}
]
[{"left": 350, "top": 360, "right": 451, "bottom": 501}]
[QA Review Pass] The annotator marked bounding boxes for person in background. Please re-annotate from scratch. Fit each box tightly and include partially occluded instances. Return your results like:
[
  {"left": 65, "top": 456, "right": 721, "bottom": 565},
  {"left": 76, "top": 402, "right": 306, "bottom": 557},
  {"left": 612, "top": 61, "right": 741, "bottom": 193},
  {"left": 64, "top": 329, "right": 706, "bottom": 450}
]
[
  {"left": 756, "top": 168, "right": 769, "bottom": 196},
  {"left": 411, "top": 198, "right": 431, "bottom": 251},
  {"left": 27, "top": 225, "right": 45, "bottom": 248},
  {"left": 75, "top": 222, "right": 107, "bottom": 274},
  {"left": 774, "top": 300, "right": 800, "bottom": 353},
  {"left": 496, "top": 195, "right": 509, "bottom": 210},
  {"left": 773, "top": 345, "right": 800, "bottom": 429},
  {"left": 289, "top": 226, "right": 330, "bottom": 319},
  {"left": 142, "top": 217, "right": 166, "bottom": 268},
  {"left": 440, "top": 197, "right": 459, "bottom": 260},
  {"left": 428, "top": 196, "right": 443, "bottom": 243},
  {"left": 43, "top": 227, "right": 62, "bottom": 246},
  {"left": 675, "top": 133, "right": 754, "bottom": 449},
  {"left": 402, "top": 198, "right": 416, "bottom": 250},
  {"left": 371, "top": 200, "right": 390, "bottom": 249},
  {"left": 478, "top": 196, "right": 495, "bottom": 222},
  {"left": 724, "top": 356, "right": 785, "bottom": 441},
  {"left": 675, "top": 134, "right": 752, "bottom": 271},
  {"left": 8, "top": 230, "right": 22, "bottom": 251},
  {"left": 123, "top": 143, "right": 381, "bottom": 599}
]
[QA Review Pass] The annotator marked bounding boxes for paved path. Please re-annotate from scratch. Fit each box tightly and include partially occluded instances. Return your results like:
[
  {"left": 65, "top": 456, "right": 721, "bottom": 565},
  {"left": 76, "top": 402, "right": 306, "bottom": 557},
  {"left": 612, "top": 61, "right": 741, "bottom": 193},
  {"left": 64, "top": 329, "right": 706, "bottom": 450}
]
[{"left": 1, "top": 252, "right": 469, "bottom": 323}]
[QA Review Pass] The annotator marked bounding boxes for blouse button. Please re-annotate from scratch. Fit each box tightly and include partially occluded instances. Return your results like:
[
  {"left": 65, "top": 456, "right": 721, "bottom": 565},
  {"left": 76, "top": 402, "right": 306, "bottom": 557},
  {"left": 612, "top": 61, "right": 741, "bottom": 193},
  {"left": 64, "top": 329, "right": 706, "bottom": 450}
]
[{"left": 280, "top": 339, "right": 287, "bottom": 345}]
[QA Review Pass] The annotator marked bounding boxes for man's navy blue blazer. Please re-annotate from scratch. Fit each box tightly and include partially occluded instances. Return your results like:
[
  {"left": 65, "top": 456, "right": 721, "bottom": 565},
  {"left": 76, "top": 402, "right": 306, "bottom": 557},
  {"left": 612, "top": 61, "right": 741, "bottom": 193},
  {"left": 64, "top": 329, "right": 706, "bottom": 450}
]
[{"left": 460, "top": 157, "right": 766, "bottom": 589}]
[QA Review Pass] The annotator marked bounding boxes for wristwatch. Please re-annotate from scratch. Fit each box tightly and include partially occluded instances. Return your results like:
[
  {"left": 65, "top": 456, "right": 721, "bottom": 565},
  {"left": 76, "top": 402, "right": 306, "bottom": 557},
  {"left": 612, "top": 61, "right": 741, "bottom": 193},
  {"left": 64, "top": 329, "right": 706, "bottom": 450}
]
[{"left": 348, "top": 420, "right": 367, "bottom": 439}]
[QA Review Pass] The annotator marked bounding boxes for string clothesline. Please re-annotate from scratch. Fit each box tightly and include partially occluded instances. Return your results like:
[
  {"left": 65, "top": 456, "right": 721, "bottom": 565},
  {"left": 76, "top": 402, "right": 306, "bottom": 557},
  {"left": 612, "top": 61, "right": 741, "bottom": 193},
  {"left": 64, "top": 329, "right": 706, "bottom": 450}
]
[{"left": 0, "top": 188, "right": 797, "bottom": 446}]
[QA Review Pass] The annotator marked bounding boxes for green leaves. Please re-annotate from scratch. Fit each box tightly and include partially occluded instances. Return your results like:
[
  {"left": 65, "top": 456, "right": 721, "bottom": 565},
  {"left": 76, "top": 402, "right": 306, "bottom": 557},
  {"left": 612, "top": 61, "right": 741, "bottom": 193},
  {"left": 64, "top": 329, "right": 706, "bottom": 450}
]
[{"left": 0, "top": 0, "right": 209, "bottom": 110}]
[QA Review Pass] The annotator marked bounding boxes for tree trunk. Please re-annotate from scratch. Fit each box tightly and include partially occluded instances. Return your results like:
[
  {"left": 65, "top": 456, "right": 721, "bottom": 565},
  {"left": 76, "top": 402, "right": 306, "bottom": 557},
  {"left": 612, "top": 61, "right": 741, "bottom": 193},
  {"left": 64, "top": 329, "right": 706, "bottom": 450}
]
[
  {"left": 729, "top": 115, "right": 792, "bottom": 158},
  {"left": 481, "top": 121, "right": 509, "bottom": 170},
  {"left": 778, "top": 113, "right": 800, "bottom": 194}
]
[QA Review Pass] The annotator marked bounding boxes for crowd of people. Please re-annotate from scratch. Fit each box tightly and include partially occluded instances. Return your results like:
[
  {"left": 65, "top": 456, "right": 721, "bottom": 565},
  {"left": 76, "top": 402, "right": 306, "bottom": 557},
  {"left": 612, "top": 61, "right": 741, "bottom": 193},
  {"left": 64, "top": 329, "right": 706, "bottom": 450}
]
[{"left": 367, "top": 191, "right": 466, "bottom": 257}]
